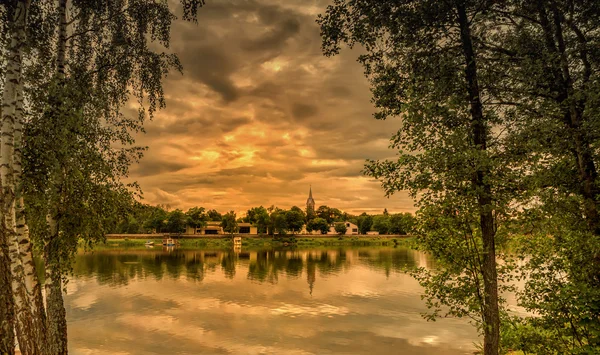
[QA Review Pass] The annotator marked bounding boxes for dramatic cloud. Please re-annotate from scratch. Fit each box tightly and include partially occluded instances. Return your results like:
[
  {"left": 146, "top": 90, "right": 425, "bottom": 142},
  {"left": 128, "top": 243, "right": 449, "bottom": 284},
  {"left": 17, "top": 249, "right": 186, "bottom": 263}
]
[{"left": 128, "top": 0, "right": 414, "bottom": 215}]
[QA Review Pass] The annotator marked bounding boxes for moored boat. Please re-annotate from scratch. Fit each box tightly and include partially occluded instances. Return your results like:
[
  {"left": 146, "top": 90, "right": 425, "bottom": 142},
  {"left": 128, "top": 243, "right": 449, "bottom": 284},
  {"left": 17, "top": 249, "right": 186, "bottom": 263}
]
[{"left": 162, "top": 238, "right": 178, "bottom": 246}]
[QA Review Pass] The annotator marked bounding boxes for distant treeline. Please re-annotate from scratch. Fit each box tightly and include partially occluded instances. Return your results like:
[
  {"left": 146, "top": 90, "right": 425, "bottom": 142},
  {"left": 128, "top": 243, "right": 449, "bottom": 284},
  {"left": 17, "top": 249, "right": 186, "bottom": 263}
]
[{"left": 110, "top": 203, "right": 416, "bottom": 236}]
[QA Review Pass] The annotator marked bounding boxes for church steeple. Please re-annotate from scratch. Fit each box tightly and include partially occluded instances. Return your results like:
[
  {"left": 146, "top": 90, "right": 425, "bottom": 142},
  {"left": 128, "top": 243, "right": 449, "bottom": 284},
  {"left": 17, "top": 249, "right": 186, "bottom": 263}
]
[{"left": 306, "top": 185, "right": 315, "bottom": 214}]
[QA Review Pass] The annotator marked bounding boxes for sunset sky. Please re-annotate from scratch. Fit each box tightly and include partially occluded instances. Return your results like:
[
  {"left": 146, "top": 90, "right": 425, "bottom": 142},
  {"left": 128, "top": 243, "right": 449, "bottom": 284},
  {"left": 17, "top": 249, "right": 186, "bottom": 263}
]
[{"left": 128, "top": 0, "right": 413, "bottom": 215}]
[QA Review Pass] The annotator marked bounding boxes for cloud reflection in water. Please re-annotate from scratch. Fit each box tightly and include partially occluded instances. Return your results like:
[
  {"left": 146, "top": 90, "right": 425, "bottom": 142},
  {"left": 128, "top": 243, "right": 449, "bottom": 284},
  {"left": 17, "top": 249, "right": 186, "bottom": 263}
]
[{"left": 66, "top": 247, "right": 478, "bottom": 355}]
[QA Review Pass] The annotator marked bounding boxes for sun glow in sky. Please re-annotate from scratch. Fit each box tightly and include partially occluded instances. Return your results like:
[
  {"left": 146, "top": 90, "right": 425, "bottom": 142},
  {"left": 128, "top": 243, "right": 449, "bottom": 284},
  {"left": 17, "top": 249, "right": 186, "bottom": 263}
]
[{"left": 128, "top": 0, "right": 413, "bottom": 214}]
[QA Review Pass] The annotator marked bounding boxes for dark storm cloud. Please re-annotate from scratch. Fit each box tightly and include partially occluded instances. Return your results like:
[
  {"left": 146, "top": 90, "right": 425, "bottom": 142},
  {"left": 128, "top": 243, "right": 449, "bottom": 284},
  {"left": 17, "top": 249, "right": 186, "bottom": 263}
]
[
  {"left": 291, "top": 103, "right": 319, "bottom": 120},
  {"left": 242, "top": 18, "right": 301, "bottom": 52},
  {"left": 143, "top": 111, "right": 251, "bottom": 137},
  {"left": 130, "top": 156, "right": 193, "bottom": 177},
  {"left": 178, "top": 45, "right": 240, "bottom": 102}
]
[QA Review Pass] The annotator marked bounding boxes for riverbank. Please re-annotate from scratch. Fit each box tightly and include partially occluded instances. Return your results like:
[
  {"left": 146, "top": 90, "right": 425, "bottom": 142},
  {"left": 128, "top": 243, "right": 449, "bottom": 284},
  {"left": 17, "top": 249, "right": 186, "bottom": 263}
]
[
  {"left": 105, "top": 233, "right": 411, "bottom": 239},
  {"left": 94, "top": 236, "right": 416, "bottom": 250}
]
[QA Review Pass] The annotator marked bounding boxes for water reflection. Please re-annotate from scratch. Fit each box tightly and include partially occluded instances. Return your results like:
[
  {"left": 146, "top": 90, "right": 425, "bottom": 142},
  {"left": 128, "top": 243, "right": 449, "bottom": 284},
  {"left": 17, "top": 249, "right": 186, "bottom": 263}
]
[
  {"left": 73, "top": 248, "right": 431, "bottom": 290},
  {"left": 67, "top": 247, "right": 476, "bottom": 355}
]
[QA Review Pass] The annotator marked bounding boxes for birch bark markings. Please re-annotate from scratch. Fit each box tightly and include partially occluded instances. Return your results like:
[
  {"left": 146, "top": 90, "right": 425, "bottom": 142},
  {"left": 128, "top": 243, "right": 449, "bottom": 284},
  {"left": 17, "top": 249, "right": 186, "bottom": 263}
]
[
  {"left": 15, "top": 78, "right": 47, "bottom": 355},
  {"left": 1, "top": 2, "right": 46, "bottom": 355},
  {"left": 1, "top": 1, "right": 32, "bottom": 354}
]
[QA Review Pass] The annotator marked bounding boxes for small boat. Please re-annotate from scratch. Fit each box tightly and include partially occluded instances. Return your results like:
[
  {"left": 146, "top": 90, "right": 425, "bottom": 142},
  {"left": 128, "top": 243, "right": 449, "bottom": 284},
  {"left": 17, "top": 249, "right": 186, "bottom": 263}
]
[
  {"left": 162, "top": 238, "right": 178, "bottom": 246},
  {"left": 144, "top": 241, "right": 154, "bottom": 246}
]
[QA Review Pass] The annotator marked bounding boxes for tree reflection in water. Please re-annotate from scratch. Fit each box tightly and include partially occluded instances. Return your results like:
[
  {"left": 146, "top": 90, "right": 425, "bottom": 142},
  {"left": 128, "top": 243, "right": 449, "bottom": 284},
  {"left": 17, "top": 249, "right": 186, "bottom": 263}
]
[{"left": 72, "top": 247, "right": 427, "bottom": 294}]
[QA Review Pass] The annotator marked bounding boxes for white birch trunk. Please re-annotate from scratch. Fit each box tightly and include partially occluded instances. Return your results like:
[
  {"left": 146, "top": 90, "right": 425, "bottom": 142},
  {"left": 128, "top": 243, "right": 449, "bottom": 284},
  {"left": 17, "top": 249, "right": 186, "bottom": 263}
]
[
  {"left": 15, "top": 74, "right": 48, "bottom": 355},
  {"left": 1, "top": 1, "right": 39, "bottom": 355}
]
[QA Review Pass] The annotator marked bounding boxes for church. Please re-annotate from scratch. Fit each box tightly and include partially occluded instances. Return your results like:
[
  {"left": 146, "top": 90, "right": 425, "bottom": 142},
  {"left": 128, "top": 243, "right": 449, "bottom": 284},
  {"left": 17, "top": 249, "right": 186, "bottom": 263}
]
[
  {"left": 306, "top": 185, "right": 315, "bottom": 215},
  {"left": 303, "top": 186, "right": 359, "bottom": 235}
]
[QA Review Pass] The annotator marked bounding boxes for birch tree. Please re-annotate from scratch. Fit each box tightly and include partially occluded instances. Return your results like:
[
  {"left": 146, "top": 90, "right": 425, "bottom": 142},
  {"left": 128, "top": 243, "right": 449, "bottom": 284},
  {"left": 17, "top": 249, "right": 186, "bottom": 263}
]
[
  {"left": 0, "top": 0, "right": 207, "bottom": 353},
  {"left": 0, "top": 1, "right": 49, "bottom": 354}
]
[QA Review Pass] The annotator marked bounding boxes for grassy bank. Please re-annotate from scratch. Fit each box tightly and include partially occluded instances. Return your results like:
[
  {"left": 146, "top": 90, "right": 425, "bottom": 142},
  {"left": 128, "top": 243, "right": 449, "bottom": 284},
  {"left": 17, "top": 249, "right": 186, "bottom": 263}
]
[{"left": 91, "top": 236, "right": 416, "bottom": 250}]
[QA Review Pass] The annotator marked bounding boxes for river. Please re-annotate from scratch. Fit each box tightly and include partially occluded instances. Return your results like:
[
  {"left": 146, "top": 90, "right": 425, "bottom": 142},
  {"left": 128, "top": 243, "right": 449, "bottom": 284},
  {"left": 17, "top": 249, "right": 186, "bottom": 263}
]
[{"left": 65, "top": 246, "right": 479, "bottom": 354}]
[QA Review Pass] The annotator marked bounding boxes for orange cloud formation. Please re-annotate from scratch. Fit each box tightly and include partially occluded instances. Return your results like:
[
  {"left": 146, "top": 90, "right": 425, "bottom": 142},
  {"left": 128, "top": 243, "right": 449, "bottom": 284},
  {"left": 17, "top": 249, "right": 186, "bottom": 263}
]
[{"left": 127, "top": 0, "right": 415, "bottom": 215}]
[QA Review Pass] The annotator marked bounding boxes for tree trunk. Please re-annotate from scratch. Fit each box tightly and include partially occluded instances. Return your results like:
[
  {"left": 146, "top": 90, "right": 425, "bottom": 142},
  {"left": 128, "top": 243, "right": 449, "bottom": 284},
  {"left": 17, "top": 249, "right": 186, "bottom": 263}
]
[
  {"left": 1, "top": 1, "right": 36, "bottom": 354},
  {"left": 15, "top": 73, "right": 48, "bottom": 355},
  {"left": 43, "top": 1, "right": 69, "bottom": 353},
  {"left": 0, "top": 232, "right": 15, "bottom": 355},
  {"left": 44, "top": 224, "right": 68, "bottom": 355},
  {"left": 457, "top": 4, "right": 500, "bottom": 355},
  {"left": 550, "top": 5, "right": 599, "bottom": 232},
  {"left": 536, "top": 0, "right": 600, "bottom": 232}
]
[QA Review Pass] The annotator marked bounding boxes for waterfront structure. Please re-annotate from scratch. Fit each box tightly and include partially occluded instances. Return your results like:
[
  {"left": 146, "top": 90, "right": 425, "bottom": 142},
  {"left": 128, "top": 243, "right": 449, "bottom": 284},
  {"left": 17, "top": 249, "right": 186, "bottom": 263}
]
[{"left": 185, "top": 222, "right": 258, "bottom": 235}]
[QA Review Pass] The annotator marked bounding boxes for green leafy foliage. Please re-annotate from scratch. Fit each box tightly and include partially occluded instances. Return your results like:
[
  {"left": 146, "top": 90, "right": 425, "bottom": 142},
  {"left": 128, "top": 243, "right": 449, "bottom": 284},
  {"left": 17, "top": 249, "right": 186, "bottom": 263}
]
[
  {"left": 244, "top": 206, "right": 269, "bottom": 234},
  {"left": 334, "top": 222, "right": 347, "bottom": 235},
  {"left": 389, "top": 213, "right": 415, "bottom": 235},
  {"left": 316, "top": 205, "right": 342, "bottom": 224},
  {"left": 166, "top": 209, "right": 186, "bottom": 234},
  {"left": 268, "top": 207, "right": 288, "bottom": 236},
  {"left": 185, "top": 207, "right": 208, "bottom": 230},
  {"left": 220, "top": 211, "right": 238, "bottom": 235},
  {"left": 207, "top": 209, "right": 222, "bottom": 222},
  {"left": 372, "top": 215, "right": 391, "bottom": 235},
  {"left": 318, "top": 1, "right": 515, "bottom": 353},
  {"left": 308, "top": 218, "right": 329, "bottom": 235},
  {"left": 357, "top": 214, "right": 373, "bottom": 235},
  {"left": 285, "top": 209, "right": 305, "bottom": 234}
]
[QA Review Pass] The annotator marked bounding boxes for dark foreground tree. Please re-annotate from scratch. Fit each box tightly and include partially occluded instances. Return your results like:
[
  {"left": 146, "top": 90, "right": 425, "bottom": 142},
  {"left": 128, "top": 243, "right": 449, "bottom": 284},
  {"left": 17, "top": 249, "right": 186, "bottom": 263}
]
[
  {"left": 493, "top": 1, "right": 600, "bottom": 352},
  {"left": 0, "top": 0, "right": 207, "bottom": 353},
  {"left": 319, "top": 1, "right": 518, "bottom": 353}
]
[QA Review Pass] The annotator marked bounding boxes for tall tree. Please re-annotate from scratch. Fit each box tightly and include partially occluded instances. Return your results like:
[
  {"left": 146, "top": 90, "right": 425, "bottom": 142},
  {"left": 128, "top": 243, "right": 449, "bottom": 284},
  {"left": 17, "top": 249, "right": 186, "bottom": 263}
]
[
  {"left": 270, "top": 209, "right": 288, "bottom": 236},
  {"left": 0, "top": 1, "right": 49, "bottom": 354},
  {"left": 244, "top": 206, "right": 269, "bottom": 233},
  {"left": 308, "top": 218, "right": 329, "bottom": 235},
  {"left": 357, "top": 214, "right": 373, "bottom": 235},
  {"left": 185, "top": 207, "right": 207, "bottom": 233},
  {"left": 371, "top": 215, "right": 390, "bottom": 235},
  {"left": 318, "top": 1, "right": 516, "bottom": 353},
  {"left": 220, "top": 211, "right": 238, "bottom": 235},
  {"left": 166, "top": 209, "right": 187, "bottom": 234},
  {"left": 491, "top": 2, "right": 600, "bottom": 351},
  {"left": 316, "top": 205, "right": 335, "bottom": 224},
  {"left": 207, "top": 209, "right": 222, "bottom": 221},
  {"left": 285, "top": 209, "right": 305, "bottom": 234},
  {"left": 0, "top": 0, "right": 207, "bottom": 353}
]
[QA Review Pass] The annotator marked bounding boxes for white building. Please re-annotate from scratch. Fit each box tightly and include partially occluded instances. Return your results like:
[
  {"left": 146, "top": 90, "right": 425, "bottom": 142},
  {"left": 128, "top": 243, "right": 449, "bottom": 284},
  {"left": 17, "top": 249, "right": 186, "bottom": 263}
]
[{"left": 328, "top": 222, "right": 359, "bottom": 235}]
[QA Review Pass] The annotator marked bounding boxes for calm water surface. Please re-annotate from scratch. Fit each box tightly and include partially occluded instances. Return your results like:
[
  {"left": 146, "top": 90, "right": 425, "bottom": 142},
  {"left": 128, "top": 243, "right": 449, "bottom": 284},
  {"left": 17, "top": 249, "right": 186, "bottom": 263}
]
[{"left": 65, "top": 247, "right": 479, "bottom": 354}]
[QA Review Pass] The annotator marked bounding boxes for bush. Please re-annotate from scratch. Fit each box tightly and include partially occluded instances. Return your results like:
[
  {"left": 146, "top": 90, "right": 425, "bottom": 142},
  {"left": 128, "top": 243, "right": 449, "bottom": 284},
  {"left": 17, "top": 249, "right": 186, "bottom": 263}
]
[{"left": 334, "top": 222, "right": 347, "bottom": 235}]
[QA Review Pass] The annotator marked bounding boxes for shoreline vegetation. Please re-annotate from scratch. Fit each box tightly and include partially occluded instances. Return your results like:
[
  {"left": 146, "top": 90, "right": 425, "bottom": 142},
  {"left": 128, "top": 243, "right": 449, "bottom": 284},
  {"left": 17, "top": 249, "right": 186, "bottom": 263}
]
[{"left": 91, "top": 235, "right": 416, "bottom": 250}]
